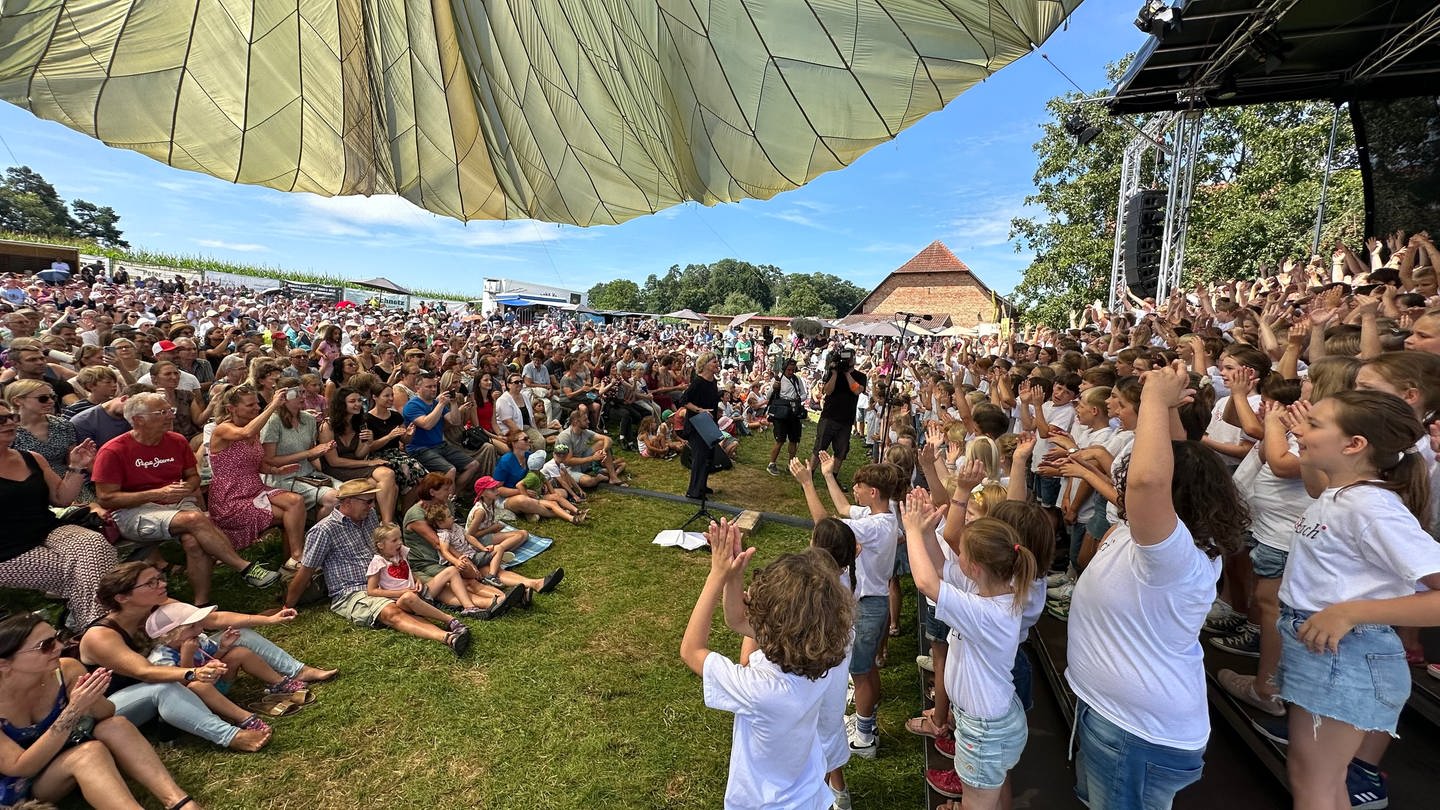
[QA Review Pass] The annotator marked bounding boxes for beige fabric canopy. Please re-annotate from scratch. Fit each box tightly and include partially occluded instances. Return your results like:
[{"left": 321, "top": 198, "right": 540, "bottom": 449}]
[{"left": 0, "top": 0, "right": 1080, "bottom": 226}]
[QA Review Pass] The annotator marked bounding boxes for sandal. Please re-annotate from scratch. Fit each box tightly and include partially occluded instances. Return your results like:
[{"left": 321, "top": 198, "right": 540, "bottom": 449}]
[
  {"left": 168, "top": 797, "right": 194, "bottom": 810},
  {"left": 248, "top": 693, "right": 301, "bottom": 717},
  {"left": 445, "top": 629, "right": 472, "bottom": 658},
  {"left": 539, "top": 567, "right": 565, "bottom": 594},
  {"left": 267, "top": 677, "right": 316, "bottom": 705},
  {"left": 905, "top": 712, "right": 947, "bottom": 738}
]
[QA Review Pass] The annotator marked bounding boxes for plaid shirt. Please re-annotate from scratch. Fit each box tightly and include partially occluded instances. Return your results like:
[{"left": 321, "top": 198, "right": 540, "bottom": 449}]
[{"left": 301, "top": 507, "right": 381, "bottom": 602}]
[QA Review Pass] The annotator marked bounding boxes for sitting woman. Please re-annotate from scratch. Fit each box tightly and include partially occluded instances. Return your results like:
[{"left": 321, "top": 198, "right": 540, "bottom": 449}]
[
  {"left": 0, "top": 614, "right": 204, "bottom": 810},
  {"left": 401, "top": 475, "right": 519, "bottom": 595},
  {"left": 637, "top": 415, "right": 683, "bottom": 459},
  {"left": 8, "top": 379, "right": 78, "bottom": 477},
  {"left": 0, "top": 399, "right": 110, "bottom": 631},
  {"left": 206, "top": 387, "right": 310, "bottom": 568},
  {"left": 260, "top": 380, "right": 339, "bottom": 520},
  {"left": 149, "top": 361, "right": 204, "bottom": 440},
  {"left": 365, "top": 384, "right": 429, "bottom": 503},
  {"left": 319, "top": 387, "right": 402, "bottom": 524},
  {"left": 491, "top": 433, "right": 582, "bottom": 524}
]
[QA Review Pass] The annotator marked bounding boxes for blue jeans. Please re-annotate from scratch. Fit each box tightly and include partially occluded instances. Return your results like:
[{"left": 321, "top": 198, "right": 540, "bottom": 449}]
[
  {"left": 109, "top": 682, "right": 239, "bottom": 747},
  {"left": 1068, "top": 522, "right": 1087, "bottom": 572},
  {"left": 1074, "top": 700, "right": 1204, "bottom": 810},
  {"left": 235, "top": 628, "right": 304, "bottom": 679},
  {"left": 1011, "top": 648, "right": 1034, "bottom": 712}
]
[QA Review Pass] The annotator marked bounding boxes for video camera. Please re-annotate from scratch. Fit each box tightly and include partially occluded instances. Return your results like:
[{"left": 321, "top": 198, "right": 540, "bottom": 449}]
[{"left": 828, "top": 347, "right": 854, "bottom": 371}]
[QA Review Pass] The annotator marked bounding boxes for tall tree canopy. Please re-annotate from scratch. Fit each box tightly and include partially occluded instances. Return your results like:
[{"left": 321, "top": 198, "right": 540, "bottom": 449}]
[
  {"left": 0, "top": 165, "right": 129, "bottom": 248},
  {"left": 589, "top": 261, "right": 863, "bottom": 318},
  {"left": 1010, "top": 62, "right": 1363, "bottom": 326}
]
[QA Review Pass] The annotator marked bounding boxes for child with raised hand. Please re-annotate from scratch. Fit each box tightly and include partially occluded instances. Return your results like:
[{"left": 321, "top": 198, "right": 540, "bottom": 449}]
[
  {"left": 1279, "top": 389, "right": 1440, "bottom": 807},
  {"left": 680, "top": 519, "right": 854, "bottom": 810},
  {"left": 902, "top": 486, "right": 1035, "bottom": 808},
  {"left": 791, "top": 453, "right": 900, "bottom": 760},
  {"left": 365, "top": 523, "right": 476, "bottom": 656}
]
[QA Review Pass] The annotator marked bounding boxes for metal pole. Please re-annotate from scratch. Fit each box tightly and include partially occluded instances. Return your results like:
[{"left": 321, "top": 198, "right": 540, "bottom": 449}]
[{"left": 1312, "top": 102, "right": 1343, "bottom": 256}]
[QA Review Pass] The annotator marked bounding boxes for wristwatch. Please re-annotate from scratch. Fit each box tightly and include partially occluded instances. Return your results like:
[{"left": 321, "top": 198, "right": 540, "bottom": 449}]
[{"left": 183, "top": 669, "right": 197, "bottom": 683}]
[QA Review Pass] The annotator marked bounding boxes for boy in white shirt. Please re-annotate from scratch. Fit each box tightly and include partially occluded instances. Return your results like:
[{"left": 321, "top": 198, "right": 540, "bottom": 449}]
[{"left": 792, "top": 453, "right": 902, "bottom": 759}]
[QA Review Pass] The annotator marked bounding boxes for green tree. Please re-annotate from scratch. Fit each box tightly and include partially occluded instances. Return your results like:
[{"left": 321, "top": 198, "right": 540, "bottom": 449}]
[
  {"left": 587, "top": 278, "right": 641, "bottom": 311},
  {"left": 783, "top": 272, "right": 865, "bottom": 317},
  {"left": 713, "top": 291, "right": 762, "bottom": 316},
  {"left": 1010, "top": 62, "right": 1363, "bottom": 326},
  {"left": 70, "top": 200, "right": 129, "bottom": 248},
  {"left": 0, "top": 165, "right": 75, "bottom": 236},
  {"left": 773, "top": 277, "right": 834, "bottom": 318}
]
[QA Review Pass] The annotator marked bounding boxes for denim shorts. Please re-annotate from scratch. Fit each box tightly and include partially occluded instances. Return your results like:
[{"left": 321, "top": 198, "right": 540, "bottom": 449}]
[
  {"left": 1074, "top": 700, "right": 1204, "bottom": 810},
  {"left": 1276, "top": 604, "right": 1409, "bottom": 735},
  {"left": 893, "top": 539, "right": 911, "bottom": 577},
  {"left": 923, "top": 602, "right": 951, "bottom": 645},
  {"left": 952, "top": 695, "right": 1028, "bottom": 790},
  {"left": 850, "top": 595, "right": 888, "bottom": 675},
  {"left": 1249, "top": 543, "right": 1288, "bottom": 580},
  {"left": 1011, "top": 648, "right": 1034, "bottom": 713},
  {"left": 1085, "top": 492, "right": 1111, "bottom": 540}
]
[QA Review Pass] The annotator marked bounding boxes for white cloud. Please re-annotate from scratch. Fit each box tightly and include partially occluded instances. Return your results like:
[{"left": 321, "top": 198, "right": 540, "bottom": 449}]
[
  {"left": 196, "top": 239, "right": 269, "bottom": 252},
  {"left": 281, "top": 193, "right": 582, "bottom": 250}
]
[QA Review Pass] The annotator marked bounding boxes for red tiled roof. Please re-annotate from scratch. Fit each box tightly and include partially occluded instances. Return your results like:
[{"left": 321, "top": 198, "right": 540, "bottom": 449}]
[{"left": 891, "top": 240, "right": 973, "bottom": 275}]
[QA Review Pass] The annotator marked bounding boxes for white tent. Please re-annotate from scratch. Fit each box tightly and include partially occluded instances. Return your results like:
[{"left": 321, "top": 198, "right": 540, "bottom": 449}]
[{"left": 0, "top": 1, "right": 1080, "bottom": 226}]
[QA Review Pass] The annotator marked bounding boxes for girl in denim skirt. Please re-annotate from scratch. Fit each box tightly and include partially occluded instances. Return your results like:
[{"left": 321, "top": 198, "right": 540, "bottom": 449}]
[
  {"left": 901, "top": 483, "right": 1037, "bottom": 808},
  {"left": 1279, "top": 390, "right": 1440, "bottom": 808}
]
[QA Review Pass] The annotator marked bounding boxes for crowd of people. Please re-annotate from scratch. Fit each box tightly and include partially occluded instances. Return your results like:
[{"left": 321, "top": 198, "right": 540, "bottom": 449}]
[
  {"left": 3, "top": 229, "right": 1440, "bottom": 808},
  {"left": 681, "top": 234, "right": 1440, "bottom": 810}
]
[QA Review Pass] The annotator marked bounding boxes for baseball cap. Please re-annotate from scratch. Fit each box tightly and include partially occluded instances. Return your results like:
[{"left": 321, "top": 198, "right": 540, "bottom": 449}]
[
  {"left": 151, "top": 340, "right": 177, "bottom": 354},
  {"left": 527, "top": 449, "right": 547, "bottom": 471},
  {"left": 472, "top": 475, "right": 500, "bottom": 494},
  {"left": 271, "top": 331, "right": 288, "bottom": 341},
  {"left": 144, "top": 601, "right": 216, "bottom": 638}
]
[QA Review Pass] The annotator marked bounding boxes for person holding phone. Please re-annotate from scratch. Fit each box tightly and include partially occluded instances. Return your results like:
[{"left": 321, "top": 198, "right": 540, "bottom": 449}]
[{"left": 260, "top": 380, "right": 339, "bottom": 521}]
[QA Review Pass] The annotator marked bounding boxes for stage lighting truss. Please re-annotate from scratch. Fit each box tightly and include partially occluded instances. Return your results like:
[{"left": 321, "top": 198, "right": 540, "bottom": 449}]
[
  {"left": 1108, "top": 110, "right": 1202, "bottom": 312},
  {"left": 1134, "top": 1, "right": 1182, "bottom": 38},
  {"left": 1349, "top": 4, "right": 1440, "bottom": 83}
]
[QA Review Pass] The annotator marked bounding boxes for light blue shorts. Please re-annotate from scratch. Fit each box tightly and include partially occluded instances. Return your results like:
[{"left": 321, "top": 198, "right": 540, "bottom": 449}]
[
  {"left": 849, "top": 595, "right": 888, "bottom": 675},
  {"left": 1277, "top": 604, "right": 1409, "bottom": 735},
  {"left": 952, "top": 695, "right": 1028, "bottom": 790},
  {"left": 1249, "top": 543, "right": 1288, "bottom": 580}
]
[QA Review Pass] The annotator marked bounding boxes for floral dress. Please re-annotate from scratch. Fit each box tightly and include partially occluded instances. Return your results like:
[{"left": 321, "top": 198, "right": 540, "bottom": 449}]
[
  {"left": 14, "top": 415, "right": 76, "bottom": 476},
  {"left": 207, "top": 435, "right": 280, "bottom": 550}
]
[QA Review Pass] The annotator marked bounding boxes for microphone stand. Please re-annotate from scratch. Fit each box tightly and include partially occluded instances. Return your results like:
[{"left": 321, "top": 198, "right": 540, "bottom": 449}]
[{"left": 873, "top": 312, "right": 922, "bottom": 461}]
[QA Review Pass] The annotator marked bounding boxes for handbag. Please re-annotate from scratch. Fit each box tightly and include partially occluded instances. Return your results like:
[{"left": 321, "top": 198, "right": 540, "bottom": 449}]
[{"left": 766, "top": 400, "right": 792, "bottom": 421}]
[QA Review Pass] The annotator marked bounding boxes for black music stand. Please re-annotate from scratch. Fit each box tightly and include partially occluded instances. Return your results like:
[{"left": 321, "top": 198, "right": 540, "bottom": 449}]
[{"left": 679, "top": 413, "right": 723, "bottom": 530}]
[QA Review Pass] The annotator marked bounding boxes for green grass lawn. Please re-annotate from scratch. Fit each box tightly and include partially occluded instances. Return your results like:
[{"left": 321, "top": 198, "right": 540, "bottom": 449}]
[{"left": 8, "top": 426, "right": 924, "bottom": 809}]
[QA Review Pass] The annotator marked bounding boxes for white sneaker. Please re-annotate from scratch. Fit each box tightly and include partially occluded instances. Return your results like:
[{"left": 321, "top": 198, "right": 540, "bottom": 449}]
[
  {"left": 1045, "top": 570, "right": 1073, "bottom": 588},
  {"left": 830, "top": 787, "right": 853, "bottom": 810},
  {"left": 1046, "top": 581, "right": 1075, "bottom": 602},
  {"left": 916, "top": 654, "right": 934, "bottom": 673},
  {"left": 847, "top": 720, "right": 878, "bottom": 759}
]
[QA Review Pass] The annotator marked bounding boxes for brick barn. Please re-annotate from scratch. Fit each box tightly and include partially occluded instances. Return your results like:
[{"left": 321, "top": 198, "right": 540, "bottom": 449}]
[{"left": 850, "top": 240, "right": 1012, "bottom": 328}]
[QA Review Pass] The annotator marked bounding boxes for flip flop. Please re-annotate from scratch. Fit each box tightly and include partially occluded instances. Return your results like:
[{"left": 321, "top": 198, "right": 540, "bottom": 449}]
[
  {"left": 539, "top": 567, "right": 565, "bottom": 594},
  {"left": 248, "top": 693, "right": 302, "bottom": 717}
]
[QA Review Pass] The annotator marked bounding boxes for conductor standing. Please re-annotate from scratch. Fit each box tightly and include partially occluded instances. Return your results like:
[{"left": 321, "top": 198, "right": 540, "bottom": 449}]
[{"left": 682, "top": 352, "right": 722, "bottom": 500}]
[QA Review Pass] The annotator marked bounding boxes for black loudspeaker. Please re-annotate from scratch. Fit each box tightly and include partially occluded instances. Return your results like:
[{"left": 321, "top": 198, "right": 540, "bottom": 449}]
[{"left": 1123, "top": 189, "right": 1167, "bottom": 299}]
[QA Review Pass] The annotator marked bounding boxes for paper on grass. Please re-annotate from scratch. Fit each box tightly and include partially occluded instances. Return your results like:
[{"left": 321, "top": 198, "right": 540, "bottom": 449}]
[{"left": 653, "top": 530, "right": 707, "bottom": 551}]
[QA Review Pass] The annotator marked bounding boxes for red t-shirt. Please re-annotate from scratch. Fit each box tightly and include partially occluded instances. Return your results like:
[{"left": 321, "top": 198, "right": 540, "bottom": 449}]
[{"left": 91, "top": 432, "right": 196, "bottom": 492}]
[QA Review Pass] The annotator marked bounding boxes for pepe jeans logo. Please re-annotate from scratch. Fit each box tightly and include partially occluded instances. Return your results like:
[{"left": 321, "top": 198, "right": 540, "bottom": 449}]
[
  {"left": 134, "top": 456, "right": 177, "bottom": 469},
  {"left": 1293, "top": 517, "right": 1327, "bottom": 539}
]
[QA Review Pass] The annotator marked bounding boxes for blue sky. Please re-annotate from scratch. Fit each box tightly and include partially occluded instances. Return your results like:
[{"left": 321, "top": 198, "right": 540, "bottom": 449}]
[{"left": 0, "top": 0, "right": 1145, "bottom": 299}]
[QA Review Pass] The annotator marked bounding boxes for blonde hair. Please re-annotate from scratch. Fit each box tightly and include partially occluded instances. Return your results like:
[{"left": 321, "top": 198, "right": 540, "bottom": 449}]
[
  {"left": 371, "top": 522, "right": 401, "bottom": 553},
  {"left": 964, "top": 436, "right": 1002, "bottom": 483},
  {"left": 4, "top": 378, "right": 52, "bottom": 408}
]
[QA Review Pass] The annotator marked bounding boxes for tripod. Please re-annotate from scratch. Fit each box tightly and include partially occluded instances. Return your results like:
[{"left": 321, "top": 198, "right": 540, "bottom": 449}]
[
  {"left": 871, "top": 312, "right": 926, "bottom": 461},
  {"left": 680, "top": 492, "right": 717, "bottom": 531}
]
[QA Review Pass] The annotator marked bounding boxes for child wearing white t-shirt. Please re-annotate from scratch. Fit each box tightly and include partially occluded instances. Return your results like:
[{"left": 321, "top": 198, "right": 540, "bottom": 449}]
[
  {"left": 680, "top": 519, "right": 853, "bottom": 810},
  {"left": 365, "top": 523, "right": 476, "bottom": 639}
]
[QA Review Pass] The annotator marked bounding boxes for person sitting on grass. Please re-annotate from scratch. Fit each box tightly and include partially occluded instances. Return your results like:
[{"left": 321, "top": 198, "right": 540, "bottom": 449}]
[
  {"left": 368, "top": 522, "right": 501, "bottom": 627},
  {"left": 679, "top": 518, "right": 854, "bottom": 810},
  {"left": 413, "top": 507, "right": 525, "bottom": 615},
  {"left": 790, "top": 454, "right": 901, "bottom": 761},
  {"left": 556, "top": 408, "right": 627, "bottom": 488},
  {"left": 143, "top": 602, "right": 308, "bottom": 724},
  {"left": 283, "top": 477, "right": 472, "bottom": 659},
  {"left": 521, "top": 447, "right": 586, "bottom": 523},
  {"left": 463, "top": 476, "right": 566, "bottom": 597},
  {"left": 0, "top": 614, "right": 205, "bottom": 810},
  {"left": 637, "top": 415, "right": 683, "bottom": 459},
  {"left": 540, "top": 445, "right": 590, "bottom": 513},
  {"left": 492, "top": 432, "right": 583, "bottom": 523}
]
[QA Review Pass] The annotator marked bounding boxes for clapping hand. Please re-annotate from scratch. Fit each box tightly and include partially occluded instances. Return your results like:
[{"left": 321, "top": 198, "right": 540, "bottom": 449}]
[
  {"left": 1140, "top": 360, "right": 1195, "bottom": 409},
  {"left": 64, "top": 667, "right": 112, "bottom": 716},
  {"left": 67, "top": 438, "right": 97, "bottom": 471},
  {"left": 705, "top": 518, "right": 754, "bottom": 581},
  {"left": 900, "top": 489, "right": 942, "bottom": 538},
  {"left": 818, "top": 451, "right": 837, "bottom": 478},
  {"left": 788, "top": 457, "right": 813, "bottom": 483},
  {"left": 953, "top": 458, "right": 987, "bottom": 496}
]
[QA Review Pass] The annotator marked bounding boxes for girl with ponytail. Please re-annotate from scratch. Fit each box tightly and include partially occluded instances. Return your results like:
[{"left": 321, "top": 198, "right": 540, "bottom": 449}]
[{"left": 1278, "top": 389, "right": 1440, "bottom": 807}]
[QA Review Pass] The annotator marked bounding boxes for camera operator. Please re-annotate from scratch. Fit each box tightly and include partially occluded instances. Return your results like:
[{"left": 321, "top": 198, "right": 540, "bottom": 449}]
[
  {"left": 765, "top": 358, "right": 807, "bottom": 476},
  {"left": 810, "top": 342, "right": 866, "bottom": 485}
]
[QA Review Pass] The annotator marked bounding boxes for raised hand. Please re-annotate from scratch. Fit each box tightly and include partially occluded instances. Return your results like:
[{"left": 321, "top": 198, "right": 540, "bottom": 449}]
[
  {"left": 1140, "top": 360, "right": 1195, "bottom": 409},
  {"left": 818, "top": 450, "right": 837, "bottom": 478},
  {"left": 67, "top": 438, "right": 97, "bottom": 470},
  {"left": 900, "top": 489, "right": 938, "bottom": 536},
  {"left": 1014, "top": 431, "right": 1037, "bottom": 459},
  {"left": 953, "top": 458, "right": 987, "bottom": 495},
  {"left": 788, "top": 456, "right": 813, "bottom": 483},
  {"left": 1229, "top": 366, "right": 1257, "bottom": 398}
]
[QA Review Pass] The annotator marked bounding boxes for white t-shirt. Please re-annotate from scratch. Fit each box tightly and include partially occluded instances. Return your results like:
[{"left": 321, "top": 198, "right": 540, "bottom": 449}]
[
  {"left": 845, "top": 506, "right": 899, "bottom": 600},
  {"left": 1102, "top": 430, "right": 1136, "bottom": 524},
  {"left": 366, "top": 548, "right": 415, "bottom": 592},
  {"left": 1204, "top": 395, "right": 1260, "bottom": 469},
  {"left": 1031, "top": 400, "right": 1077, "bottom": 472},
  {"left": 1066, "top": 520, "right": 1220, "bottom": 750},
  {"left": 1064, "top": 423, "right": 1115, "bottom": 522},
  {"left": 1417, "top": 437, "right": 1440, "bottom": 542},
  {"left": 1243, "top": 436, "right": 1310, "bottom": 551},
  {"left": 818, "top": 647, "right": 853, "bottom": 772},
  {"left": 702, "top": 650, "right": 831, "bottom": 810},
  {"left": 936, "top": 564, "right": 1021, "bottom": 720},
  {"left": 1280, "top": 485, "right": 1440, "bottom": 612}
]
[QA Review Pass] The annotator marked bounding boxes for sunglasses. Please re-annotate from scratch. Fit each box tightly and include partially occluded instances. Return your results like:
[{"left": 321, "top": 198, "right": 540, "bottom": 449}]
[
  {"left": 0, "top": 414, "right": 17, "bottom": 425},
  {"left": 19, "top": 635, "right": 61, "bottom": 655},
  {"left": 32, "top": 394, "right": 54, "bottom": 403}
]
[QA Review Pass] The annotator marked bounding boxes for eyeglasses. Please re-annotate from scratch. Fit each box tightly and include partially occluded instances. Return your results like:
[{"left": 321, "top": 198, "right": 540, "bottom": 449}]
[
  {"left": 142, "top": 408, "right": 178, "bottom": 418},
  {"left": 131, "top": 574, "right": 167, "bottom": 590},
  {"left": 0, "top": 414, "right": 19, "bottom": 425},
  {"left": 508, "top": 379, "right": 522, "bottom": 384},
  {"left": 19, "top": 635, "right": 61, "bottom": 655},
  {"left": 32, "top": 394, "right": 54, "bottom": 403}
]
